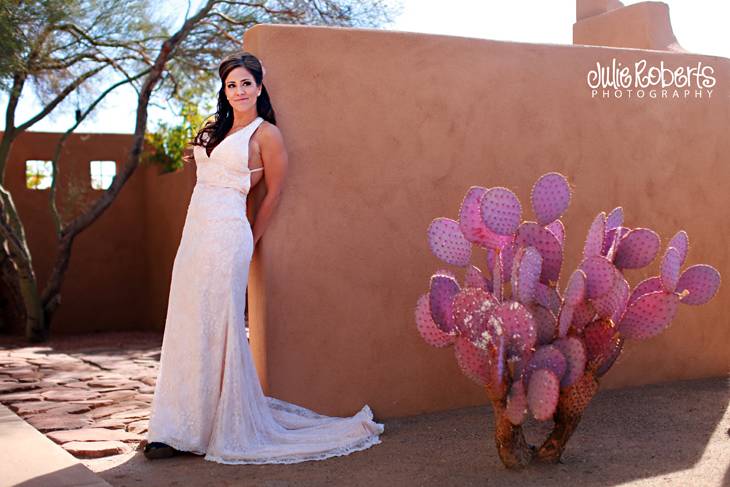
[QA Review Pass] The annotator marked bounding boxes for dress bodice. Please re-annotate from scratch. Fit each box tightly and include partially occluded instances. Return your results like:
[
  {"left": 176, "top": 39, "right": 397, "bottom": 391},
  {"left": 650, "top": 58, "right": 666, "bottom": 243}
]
[{"left": 193, "top": 117, "right": 264, "bottom": 195}]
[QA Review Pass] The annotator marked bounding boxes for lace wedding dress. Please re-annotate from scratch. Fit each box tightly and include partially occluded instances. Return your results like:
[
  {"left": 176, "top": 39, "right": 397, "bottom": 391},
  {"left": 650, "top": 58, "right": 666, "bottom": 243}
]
[{"left": 147, "top": 117, "right": 383, "bottom": 464}]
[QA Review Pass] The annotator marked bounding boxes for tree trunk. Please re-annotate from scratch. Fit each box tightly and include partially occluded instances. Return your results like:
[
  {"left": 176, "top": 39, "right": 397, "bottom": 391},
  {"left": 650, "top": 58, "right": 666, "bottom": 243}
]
[
  {"left": 18, "top": 265, "right": 45, "bottom": 342},
  {"left": 40, "top": 234, "right": 74, "bottom": 326},
  {"left": 0, "top": 251, "right": 25, "bottom": 334}
]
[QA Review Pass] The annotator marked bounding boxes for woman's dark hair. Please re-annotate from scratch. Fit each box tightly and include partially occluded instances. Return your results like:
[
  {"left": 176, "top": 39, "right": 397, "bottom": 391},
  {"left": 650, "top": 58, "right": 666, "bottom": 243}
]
[{"left": 193, "top": 51, "right": 276, "bottom": 156}]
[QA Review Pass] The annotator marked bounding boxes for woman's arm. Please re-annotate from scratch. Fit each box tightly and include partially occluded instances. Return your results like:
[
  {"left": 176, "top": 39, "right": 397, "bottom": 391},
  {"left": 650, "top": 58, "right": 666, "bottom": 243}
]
[{"left": 251, "top": 124, "right": 288, "bottom": 245}]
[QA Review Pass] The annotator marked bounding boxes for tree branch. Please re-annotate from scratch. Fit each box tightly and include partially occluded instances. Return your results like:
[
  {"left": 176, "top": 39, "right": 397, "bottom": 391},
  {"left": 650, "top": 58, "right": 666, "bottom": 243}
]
[
  {"left": 42, "top": 0, "right": 220, "bottom": 309},
  {"left": 48, "top": 68, "right": 151, "bottom": 235},
  {"left": 15, "top": 64, "right": 107, "bottom": 132}
]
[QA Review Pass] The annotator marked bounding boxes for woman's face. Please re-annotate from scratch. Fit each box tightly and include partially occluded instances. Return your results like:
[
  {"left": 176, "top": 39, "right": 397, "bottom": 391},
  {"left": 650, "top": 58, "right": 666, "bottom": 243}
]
[{"left": 224, "top": 66, "right": 260, "bottom": 114}]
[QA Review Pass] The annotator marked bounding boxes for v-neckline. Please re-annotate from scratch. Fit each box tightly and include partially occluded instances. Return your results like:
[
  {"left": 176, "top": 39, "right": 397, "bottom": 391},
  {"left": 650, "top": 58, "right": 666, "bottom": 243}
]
[{"left": 211, "top": 117, "right": 260, "bottom": 156}]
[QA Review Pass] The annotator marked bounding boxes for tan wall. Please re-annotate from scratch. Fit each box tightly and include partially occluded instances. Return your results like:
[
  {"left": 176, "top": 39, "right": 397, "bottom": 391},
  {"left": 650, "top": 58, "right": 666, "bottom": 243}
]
[
  {"left": 3, "top": 132, "right": 157, "bottom": 334},
  {"left": 143, "top": 160, "right": 196, "bottom": 330},
  {"left": 244, "top": 25, "right": 730, "bottom": 418},
  {"left": 574, "top": 2, "right": 682, "bottom": 51}
]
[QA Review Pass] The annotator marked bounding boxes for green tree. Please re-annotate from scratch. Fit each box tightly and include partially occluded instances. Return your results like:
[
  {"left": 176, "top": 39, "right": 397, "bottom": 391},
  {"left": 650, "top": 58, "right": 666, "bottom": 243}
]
[{"left": 0, "top": 0, "right": 396, "bottom": 340}]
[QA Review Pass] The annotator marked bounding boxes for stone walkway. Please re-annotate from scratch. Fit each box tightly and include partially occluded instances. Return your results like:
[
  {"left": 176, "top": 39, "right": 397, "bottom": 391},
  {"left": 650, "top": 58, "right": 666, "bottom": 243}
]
[{"left": 0, "top": 332, "right": 161, "bottom": 460}]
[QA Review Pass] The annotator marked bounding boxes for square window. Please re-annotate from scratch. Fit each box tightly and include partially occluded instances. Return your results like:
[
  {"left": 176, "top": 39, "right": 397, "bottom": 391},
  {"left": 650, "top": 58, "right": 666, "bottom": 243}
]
[
  {"left": 90, "top": 160, "right": 116, "bottom": 190},
  {"left": 26, "top": 160, "right": 53, "bottom": 190}
]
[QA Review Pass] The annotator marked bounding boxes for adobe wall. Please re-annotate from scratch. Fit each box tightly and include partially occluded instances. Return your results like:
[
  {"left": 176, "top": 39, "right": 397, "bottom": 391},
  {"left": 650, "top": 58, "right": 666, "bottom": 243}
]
[
  {"left": 3, "top": 132, "right": 155, "bottom": 334},
  {"left": 574, "top": 2, "right": 682, "bottom": 51},
  {"left": 243, "top": 24, "right": 730, "bottom": 418},
  {"left": 143, "top": 159, "right": 196, "bottom": 330}
]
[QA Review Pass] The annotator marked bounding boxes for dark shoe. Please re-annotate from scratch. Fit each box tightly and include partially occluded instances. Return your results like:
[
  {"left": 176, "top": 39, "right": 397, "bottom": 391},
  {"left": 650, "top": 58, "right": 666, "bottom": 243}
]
[{"left": 144, "top": 442, "right": 178, "bottom": 460}]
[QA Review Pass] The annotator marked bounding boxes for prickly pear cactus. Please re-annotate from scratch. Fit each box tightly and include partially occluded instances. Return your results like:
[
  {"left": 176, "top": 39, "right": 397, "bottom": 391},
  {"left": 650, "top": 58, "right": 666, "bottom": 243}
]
[{"left": 415, "top": 172, "right": 721, "bottom": 469}]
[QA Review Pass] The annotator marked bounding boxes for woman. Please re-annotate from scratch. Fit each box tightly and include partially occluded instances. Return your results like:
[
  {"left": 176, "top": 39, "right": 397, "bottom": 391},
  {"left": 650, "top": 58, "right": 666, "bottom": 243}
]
[{"left": 145, "top": 52, "right": 383, "bottom": 464}]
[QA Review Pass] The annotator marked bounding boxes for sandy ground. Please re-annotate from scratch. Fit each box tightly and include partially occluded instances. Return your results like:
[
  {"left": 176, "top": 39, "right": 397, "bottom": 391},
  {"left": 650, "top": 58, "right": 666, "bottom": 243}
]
[{"left": 84, "top": 376, "right": 730, "bottom": 487}]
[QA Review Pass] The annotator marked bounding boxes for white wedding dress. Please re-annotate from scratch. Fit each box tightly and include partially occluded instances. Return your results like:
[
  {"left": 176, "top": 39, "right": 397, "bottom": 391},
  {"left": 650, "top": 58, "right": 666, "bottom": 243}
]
[{"left": 147, "top": 117, "right": 383, "bottom": 464}]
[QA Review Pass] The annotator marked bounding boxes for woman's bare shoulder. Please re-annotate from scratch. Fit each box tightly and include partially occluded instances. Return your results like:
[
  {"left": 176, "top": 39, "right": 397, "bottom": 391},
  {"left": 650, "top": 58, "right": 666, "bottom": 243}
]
[{"left": 255, "top": 121, "right": 284, "bottom": 145}]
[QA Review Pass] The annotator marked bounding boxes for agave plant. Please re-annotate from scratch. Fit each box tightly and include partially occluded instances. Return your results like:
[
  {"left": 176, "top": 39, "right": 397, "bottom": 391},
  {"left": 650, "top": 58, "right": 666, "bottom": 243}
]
[{"left": 415, "top": 172, "right": 721, "bottom": 469}]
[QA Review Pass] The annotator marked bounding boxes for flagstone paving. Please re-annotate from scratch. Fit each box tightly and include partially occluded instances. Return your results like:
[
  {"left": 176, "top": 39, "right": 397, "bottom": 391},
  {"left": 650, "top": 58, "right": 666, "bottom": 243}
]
[{"left": 0, "top": 332, "right": 162, "bottom": 460}]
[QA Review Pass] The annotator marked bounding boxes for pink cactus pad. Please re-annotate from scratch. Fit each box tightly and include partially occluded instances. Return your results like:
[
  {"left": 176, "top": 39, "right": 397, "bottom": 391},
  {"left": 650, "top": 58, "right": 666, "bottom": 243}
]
[
  {"left": 429, "top": 274, "right": 460, "bottom": 333},
  {"left": 614, "top": 228, "right": 661, "bottom": 269},
  {"left": 546, "top": 219, "right": 565, "bottom": 247},
  {"left": 564, "top": 269, "right": 587, "bottom": 307},
  {"left": 606, "top": 207, "right": 624, "bottom": 230},
  {"left": 557, "top": 303, "right": 574, "bottom": 337},
  {"left": 454, "top": 337, "right": 492, "bottom": 386},
  {"left": 470, "top": 313, "right": 506, "bottom": 351},
  {"left": 660, "top": 247, "right": 682, "bottom": 293},
  {"left": 553, "top": 337, "right": 586, "bottom": 388},
  {"left": 596, "top": 336, "right": 624, "bottom": 377},
  {"left": 515, "top": 222, "right": 563, "bottom": 283},
  {"left": 571, "top": 301, "right": 596, "bottom": 332},
  {"left": 602, "top": 226, "right": 630, "bottom": 260},
  {"left": 415, "top": 294, "right": 456, "bottom": 348},
  {"left": 435, "top": 268, "right": 457, "bottom": 279},
  {"left": 675, "top": 264, "right": 721, "bottom": 305},
  {"left": 619, "top": 291, "right": 680, "bottom": 340},
  {"left": 506, "top": 380, "right": 528, "bottom": 425},
  {"left": 611, "top": 278, "right": 631, "bottom": 323},
  {"left": 485, "top": 248, "right": 496, "bottom": 272},
  {"left": 452, "top": 288, "right": 500, "bottom": 338},
  {"left": 493, "top": 301, "right": 537, "bottom": 363},
  {"left": 530, "top": 172, "right": 571, "bottom": 226},
  {"left": 492, "top": 253, "right": 503, "bottom": 302},
  {"left": 481, "top": 187, "right": 523, "bottom": 236},
  {"left": 464, "top": 265, "right": 493, "bottom": 291},
  {"left": 601, "top": 227, "right": 617, "bottom": 256},
  {"left": 535, "top": 283, "right": 562, "bottom": 315},
  {"left": 427, "top": 217, "right": 472, "bottom": 267},
  {"left": 459, "top": 187, "right": 513, "bottom": 249},
  {"left": 526, "top": 344, "right": 567, "bottom": 383},
  {"left": 530, "top": 304, "right": 557, "bottom": 344},
  {"left": 580, "top": 255, "right": 618, "bottom": 299},
  {"left": 592, "top": 276, "right": 629, "bottom": 320},
  {"left": 627, "top": 276, "right": 663, "bottom": 308},
  {"left": 500, "top": 242, "right": 518, "bottom": 284},
  {"left": 668, "top": 230, "right": 689, "bottom": 265},
  {"left": 511, "top": 246, "right": 543, "bottom": 305},
  {"left": 583, "top": 319, "right": 617, "bottom": 362},
  {"left": 527, "top": 369, "right": 560, "bottom": 421},
  {"left": 583, "top": 212, "right": 606, "bottom": 259}
]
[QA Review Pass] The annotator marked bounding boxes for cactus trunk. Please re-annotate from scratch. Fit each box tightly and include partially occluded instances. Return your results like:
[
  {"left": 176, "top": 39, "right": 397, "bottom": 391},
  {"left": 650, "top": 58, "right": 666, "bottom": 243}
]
[
  {"left": 537, "top": 372, "right": 599, "bottom": 463},
  {"left": 491, "top": 397, "right": 533, "bottom": 469}
]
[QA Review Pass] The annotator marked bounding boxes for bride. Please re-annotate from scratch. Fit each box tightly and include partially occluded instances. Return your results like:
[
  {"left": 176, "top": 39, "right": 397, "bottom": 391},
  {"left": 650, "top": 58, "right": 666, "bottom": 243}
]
[{"left": 145, "top": 52, "right": 383, "bottom": 464}]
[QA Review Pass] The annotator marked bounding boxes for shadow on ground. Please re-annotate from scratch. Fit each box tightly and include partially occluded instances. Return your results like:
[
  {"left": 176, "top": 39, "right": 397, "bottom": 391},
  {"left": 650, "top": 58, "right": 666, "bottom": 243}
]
[{"left": 90, "top": 377, "right": 728, "bottom": 487}]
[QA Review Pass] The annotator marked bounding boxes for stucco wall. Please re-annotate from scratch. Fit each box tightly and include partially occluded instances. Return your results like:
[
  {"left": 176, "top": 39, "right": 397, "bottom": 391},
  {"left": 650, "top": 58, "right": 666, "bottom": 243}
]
[
  {"left": 143, "top": 160, "right": 196, "bottom": 330},
  {"left": 243, "top": 25, "right": 729, "bottom": 418},
  {"left": 3, "top": 132, "right": 153, "bottom": 334},
  {"left": 574, "top": 2, "right": 682, "bottom": 51}
]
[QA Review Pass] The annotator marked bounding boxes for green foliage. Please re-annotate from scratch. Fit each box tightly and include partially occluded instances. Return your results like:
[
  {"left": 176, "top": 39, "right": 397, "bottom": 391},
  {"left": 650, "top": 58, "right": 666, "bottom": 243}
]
[{"left": 143, "top": 90, "right": 211, "bottom": 173}]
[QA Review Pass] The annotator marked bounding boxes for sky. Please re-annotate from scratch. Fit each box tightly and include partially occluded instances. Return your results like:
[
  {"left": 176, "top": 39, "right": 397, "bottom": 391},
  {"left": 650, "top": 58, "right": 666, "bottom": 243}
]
[{"left": 3, "top": 0, "right": 729, "bottom": 134}]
